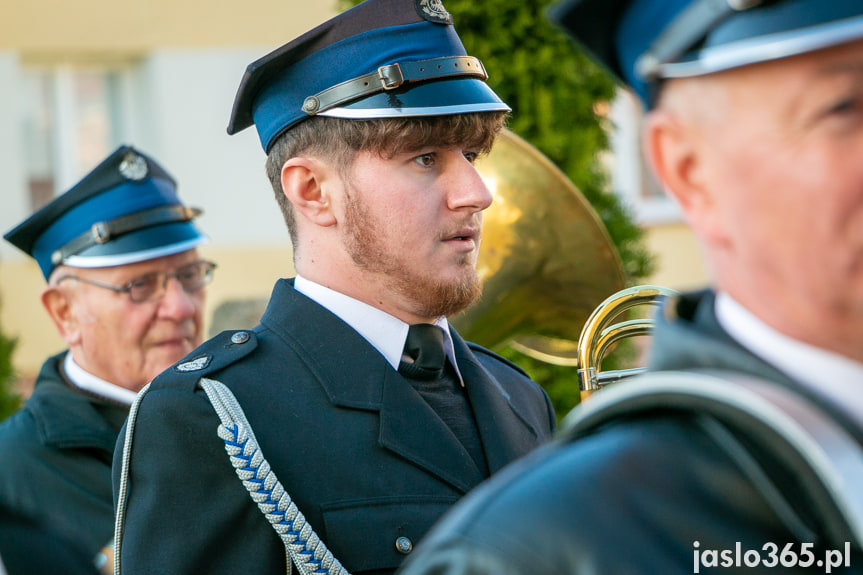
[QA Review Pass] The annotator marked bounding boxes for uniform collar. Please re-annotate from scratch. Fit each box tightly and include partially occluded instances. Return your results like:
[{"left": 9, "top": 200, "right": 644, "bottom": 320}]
[
  {"left": 716, "top": 291, "right": 863, "bottom": 426},
  {"left": 64, "top": 353, "right": 139, "bottom": 406},
  {"left": 293, "top": 274, "right": 463, "bottom": 383}
]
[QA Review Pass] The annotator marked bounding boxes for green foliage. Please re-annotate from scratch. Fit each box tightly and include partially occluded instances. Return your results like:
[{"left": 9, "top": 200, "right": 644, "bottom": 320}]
[
  {"left": 344, "top": 0, "right": 656, "bottom": 420},
  {"left": 0, "top": 301, "right": 21, "bottom": 422}
]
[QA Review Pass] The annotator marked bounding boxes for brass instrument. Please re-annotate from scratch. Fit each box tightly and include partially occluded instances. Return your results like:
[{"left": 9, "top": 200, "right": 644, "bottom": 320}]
[
  {"left": 576, "top": 284, "right": 677, "bottom": 401},
  {"left": 455, "top": 129, "right": 677, "bottom": 402},
  {"left": 453, "top": 129, "right": 626, "bottom": 359}
]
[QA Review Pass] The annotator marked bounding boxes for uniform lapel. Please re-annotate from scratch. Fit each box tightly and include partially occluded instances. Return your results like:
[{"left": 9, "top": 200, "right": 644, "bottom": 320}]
[
  {"left": 378, "top": 370, "right": 485, "bottom": 494},
  {"left": 261, "top": 279, "right": 486, "bottom": 493},
  {"left": 451, "top": 332, "right": 543, "bottom": 474}
]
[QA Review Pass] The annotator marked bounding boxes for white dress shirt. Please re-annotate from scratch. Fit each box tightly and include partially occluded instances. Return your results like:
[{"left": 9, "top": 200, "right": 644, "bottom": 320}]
[
  {"left": 63, "top": 352, "right": 138, "bottom": 406},
  {"left": 293, "top": 275, "right": 464, "bottom": 384},
  {"left": 715, "top": 291, "right": 863, "bottom": 426}
]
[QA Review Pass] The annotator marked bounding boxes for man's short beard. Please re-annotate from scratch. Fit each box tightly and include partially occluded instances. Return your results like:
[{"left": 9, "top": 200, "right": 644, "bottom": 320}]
[
  {"left": 403, "top": 269, "right": 483, "bottom": 319},
  {"left": 342, "top": 188, "right": 483, "bottom": 319}
]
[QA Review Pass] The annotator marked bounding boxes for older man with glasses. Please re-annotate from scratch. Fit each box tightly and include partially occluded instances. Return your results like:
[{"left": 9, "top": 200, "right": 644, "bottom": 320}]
[{"left": 0, "top": 145, "right": 213, "bottom": 574}]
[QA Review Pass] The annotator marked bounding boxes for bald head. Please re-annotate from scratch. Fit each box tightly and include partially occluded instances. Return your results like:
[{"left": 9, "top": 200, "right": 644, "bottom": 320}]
[{"left": 643, "top": 39, "right": 863, "bottom": 361}]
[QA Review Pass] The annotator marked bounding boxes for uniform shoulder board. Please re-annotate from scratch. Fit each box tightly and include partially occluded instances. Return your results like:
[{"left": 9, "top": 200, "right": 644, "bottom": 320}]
[
  {"left": 150, "top": 330, "right": 259, "bottom": 392},
  {"left": 467, "top": 342, "right": 529, "bottom": 377}
]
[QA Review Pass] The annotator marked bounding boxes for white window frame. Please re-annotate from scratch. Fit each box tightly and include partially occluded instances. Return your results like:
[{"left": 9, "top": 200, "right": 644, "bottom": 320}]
[
  {"left": 608, "top": 89, "right": 683, "bottom": 225},
  {"left": 24, "top": 64, "right": 138, "bottom": 197}
]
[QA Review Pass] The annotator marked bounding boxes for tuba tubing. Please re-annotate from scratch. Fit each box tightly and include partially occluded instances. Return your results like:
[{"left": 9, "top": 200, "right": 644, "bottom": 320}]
[{"left": 577, "top": 285, "right": 678, "bottom": 401}]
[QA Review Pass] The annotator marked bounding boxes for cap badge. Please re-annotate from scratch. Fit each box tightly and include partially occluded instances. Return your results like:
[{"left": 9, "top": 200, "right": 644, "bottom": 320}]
[
  {"left": 118, "top": 151, "right": 148, "bottom": 181},
  {"left": 416, "top": 0, "right": 452, "bottom": 24}
]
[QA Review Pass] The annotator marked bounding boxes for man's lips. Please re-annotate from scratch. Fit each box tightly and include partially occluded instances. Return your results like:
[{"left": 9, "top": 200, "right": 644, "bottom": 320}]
[
  {"left": 443, "top": 227, "right": 479, "bottom": 243},
  {"left": 152, "top": 336, "right": 194, "bottom": 350}
]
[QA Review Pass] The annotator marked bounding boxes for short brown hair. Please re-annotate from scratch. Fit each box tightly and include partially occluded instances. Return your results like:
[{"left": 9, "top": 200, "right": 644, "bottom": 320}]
[{"left": 265, "top": 112, "right": 508, "bottom": 245}]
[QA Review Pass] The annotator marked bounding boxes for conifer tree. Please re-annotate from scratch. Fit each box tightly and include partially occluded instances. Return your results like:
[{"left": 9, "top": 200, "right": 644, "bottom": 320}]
[{"left": 0, "top": 300, "right": 21, "bottom": 422}]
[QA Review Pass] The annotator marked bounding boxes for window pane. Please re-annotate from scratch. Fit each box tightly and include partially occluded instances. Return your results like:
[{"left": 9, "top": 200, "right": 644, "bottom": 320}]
[
  {"left": 20, "top": 66, "right": 126, "bottom": 211},
  {"left": 20, "top": 70, "right": 55, "bottom": 211},
  {"left": 75, "top": 69, "right": 121, "bottom": 176}
]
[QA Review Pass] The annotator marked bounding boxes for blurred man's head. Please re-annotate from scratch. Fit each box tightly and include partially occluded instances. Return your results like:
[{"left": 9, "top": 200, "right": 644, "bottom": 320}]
[
  {"left": 550, "top": 0, "right": 863, "bottom": 360},
  {"left": 4, "top": 146, "right": 213, "bottom": 389}
]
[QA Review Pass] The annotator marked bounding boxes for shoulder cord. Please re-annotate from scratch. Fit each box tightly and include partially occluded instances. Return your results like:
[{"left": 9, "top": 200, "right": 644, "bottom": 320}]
[
  {"left": 113, "top": 378, "right": 350, "bottom": 575},
  {"left": 113, "top": 382, "right": 150, "bottom": 575}
]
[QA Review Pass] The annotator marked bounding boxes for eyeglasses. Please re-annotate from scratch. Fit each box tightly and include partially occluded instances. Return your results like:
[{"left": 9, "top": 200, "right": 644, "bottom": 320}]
[{"left": 55, "top": 260, "right": 217, "bottom": 303}]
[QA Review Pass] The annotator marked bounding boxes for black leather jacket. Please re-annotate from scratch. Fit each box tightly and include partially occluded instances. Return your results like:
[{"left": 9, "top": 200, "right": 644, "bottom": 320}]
[{"left": 398, "top": 291, "right": 863, "bottom": 575}]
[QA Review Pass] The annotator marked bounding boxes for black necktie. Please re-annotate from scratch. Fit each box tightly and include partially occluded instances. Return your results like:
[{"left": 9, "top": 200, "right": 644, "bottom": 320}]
[{"left": 398, "top": 324, "right": 446, "bottom": 381}]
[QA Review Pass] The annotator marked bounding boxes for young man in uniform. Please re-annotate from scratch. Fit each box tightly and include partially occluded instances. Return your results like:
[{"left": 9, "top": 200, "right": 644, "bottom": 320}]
[{"left": 112, "top": 1, "right": 556, "bottom": 573}]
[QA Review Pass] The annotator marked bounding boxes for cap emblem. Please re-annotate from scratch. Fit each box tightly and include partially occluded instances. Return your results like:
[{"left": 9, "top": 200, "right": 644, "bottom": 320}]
[
  {"left": 118, "top": 151, "right": 148, "bottom": 181},
  {"left": 416, "top": 0, "right": 452, "bottom": 24}
]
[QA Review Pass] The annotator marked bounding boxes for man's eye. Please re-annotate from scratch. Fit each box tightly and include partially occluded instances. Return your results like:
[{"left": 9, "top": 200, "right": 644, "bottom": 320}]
[
  {"left": 176, "top": 268, "right": 198, "bottom": 282},
  {"left": 463, "top": 151, "right": 479, "bottom": 163},
  {"left": 129, "top": 274, "right": 158, "bottom": 290},
  {"left": 828, "top": 97, "right": 861, "bottom": 116},
  {"left": 414, "top": 153, "right": 435, "bottom": 167}
]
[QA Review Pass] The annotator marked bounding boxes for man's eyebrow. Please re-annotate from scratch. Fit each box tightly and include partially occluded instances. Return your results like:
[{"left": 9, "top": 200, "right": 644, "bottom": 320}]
[{"left": 815, "top": 58, "right": 863, "bottom": 78}]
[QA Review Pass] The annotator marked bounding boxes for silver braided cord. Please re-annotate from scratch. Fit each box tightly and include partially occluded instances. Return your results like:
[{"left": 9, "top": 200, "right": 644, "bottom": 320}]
[
  {"left": 113, "top": 381, "right": 152, "bottom": 575},
  {"left": 199, "top": 377, "right": 351, "bottom": 575}
]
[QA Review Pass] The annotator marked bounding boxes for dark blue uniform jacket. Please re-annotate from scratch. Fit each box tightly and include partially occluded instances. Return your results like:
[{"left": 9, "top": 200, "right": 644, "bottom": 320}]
[{"left": 113, "top": 278, "right": 556, "bottom": 574}]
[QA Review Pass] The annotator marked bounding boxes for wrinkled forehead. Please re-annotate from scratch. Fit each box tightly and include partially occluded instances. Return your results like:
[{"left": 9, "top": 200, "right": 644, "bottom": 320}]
[{"left": 662, "top": 36, "right": 863, "bottom": 114}]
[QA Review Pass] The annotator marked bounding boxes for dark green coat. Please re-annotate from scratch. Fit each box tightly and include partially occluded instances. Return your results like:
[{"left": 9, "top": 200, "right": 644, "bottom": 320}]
[{"left": 0, "top": 353, "right": 129, "bottom": 558}]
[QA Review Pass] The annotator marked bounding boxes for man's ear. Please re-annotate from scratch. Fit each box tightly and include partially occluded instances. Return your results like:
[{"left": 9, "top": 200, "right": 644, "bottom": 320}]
[
  {"left": 280, "top": 157, "right": 338, "bottom": 228},
  {"left": 41, "top": 284, "right": 81, "bottom": 346},
  {"left": 643, "top": 109, "right": 726, "bottom": 244}
]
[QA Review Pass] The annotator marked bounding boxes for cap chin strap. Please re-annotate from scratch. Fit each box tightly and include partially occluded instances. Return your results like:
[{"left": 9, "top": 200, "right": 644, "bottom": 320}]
[{"left": 301, "top": 55, "right": 487, "bottom": 116}]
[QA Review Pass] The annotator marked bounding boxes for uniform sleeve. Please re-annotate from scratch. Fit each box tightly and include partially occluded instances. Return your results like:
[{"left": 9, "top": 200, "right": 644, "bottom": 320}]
[{"left": 112, "top": 385, "right": 285, "bottom": 574}]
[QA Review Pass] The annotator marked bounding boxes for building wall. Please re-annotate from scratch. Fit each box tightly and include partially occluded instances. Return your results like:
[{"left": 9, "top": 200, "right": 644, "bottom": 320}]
[{"left": 0, "top": 0, "right": 337, "bottom": 51}]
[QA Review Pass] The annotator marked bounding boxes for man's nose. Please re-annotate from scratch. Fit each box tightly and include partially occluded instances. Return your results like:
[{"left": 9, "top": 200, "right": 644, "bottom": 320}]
[
  {"left": 447, "top": 159, "right": 493, "bottom": 212},
  {"left": 157, "top": 277, "right": 198, "bottom": 319}
]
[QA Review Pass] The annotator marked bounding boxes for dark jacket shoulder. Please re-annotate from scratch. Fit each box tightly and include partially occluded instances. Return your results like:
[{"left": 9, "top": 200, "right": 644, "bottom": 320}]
[
  {"left": 466, "top": 342, "right": 529, "bottom": 378},
  {"left": 149, "top": 329, "right": 260, "bottom": 392},
  {"left": 401, "top": 413, "right": 808, "bottom": 575}
]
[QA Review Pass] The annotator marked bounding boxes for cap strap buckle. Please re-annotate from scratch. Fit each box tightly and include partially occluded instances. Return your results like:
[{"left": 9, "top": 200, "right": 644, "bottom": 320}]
[
  {"left": 51, "top": 204, "right": 202, "bottom": 265},
  {"left": 379, "top": 63, "right": 405, "bottom": 89},
  {"left": 301, "top": 55, "right": 488, "bottom": 116}
]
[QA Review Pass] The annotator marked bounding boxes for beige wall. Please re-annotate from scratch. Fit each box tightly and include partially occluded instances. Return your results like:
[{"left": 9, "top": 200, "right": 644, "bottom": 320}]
[
  {"left": 644, "top": 222, "right": 710, "bottom": 292},
  {"left": 1, "top": 1, "right": 337, "bottom": 54}
]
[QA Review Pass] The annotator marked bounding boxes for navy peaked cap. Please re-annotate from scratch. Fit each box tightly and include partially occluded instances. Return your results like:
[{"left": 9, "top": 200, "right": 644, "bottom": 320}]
[
  {"left": 4, "top": 146, "right": 207, "bottom": 280},
  {"left": 227, "top": 0, "right": 510, "bottom": 152},
  {"left": 548, "top": 0, "right": 863, "bottom": 107}
]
